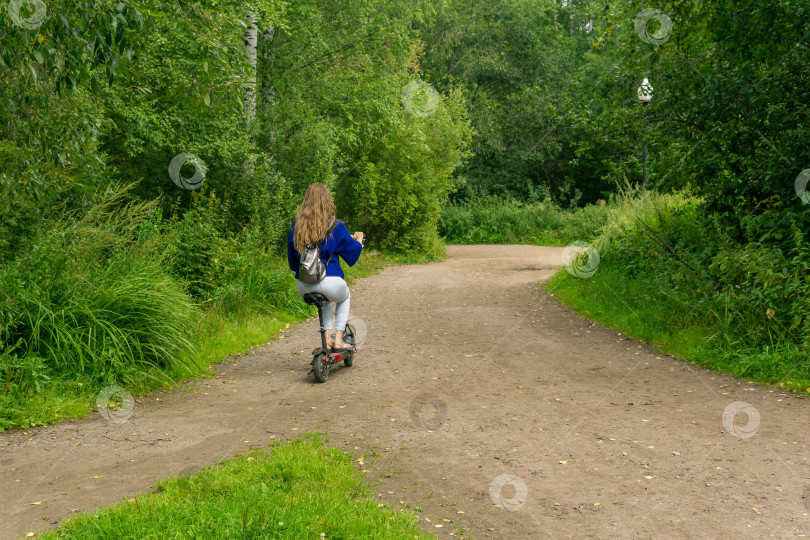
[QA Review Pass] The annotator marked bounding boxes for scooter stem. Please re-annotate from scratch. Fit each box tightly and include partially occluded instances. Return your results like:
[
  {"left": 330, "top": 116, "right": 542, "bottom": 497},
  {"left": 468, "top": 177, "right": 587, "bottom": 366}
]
[{"left": 318, "top": 306, "right": 328, "bottom": 351}]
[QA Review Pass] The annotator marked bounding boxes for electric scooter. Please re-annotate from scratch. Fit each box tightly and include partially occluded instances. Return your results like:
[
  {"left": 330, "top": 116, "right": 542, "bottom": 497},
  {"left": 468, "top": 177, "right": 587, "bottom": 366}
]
[{"left": 303, "top": 292, "right": 356, "bottom": 383}]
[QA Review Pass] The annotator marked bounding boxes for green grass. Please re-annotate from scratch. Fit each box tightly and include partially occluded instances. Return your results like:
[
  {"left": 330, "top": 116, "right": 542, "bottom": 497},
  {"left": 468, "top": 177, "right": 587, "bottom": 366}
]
[
  {"left": 0, "top": 311, "right": 294, "bottom": 431},
  {"left": 37, "top": 435, "right": 436, "bottom": 540},
  {"left": 546, "top": 265, "right": 718, "bottom": 364},
  {"left": 546, "top": 251, "right": 810, "bottom": 394},
  {"left": 440, "top": 197, "right": 610, "bottom": 247}
]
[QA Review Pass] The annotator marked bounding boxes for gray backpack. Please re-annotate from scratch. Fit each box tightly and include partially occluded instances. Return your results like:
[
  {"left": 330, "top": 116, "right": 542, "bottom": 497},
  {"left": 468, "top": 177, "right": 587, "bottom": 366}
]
[{"left": 298, "top": 221, "right": 338, "bottom": 283}]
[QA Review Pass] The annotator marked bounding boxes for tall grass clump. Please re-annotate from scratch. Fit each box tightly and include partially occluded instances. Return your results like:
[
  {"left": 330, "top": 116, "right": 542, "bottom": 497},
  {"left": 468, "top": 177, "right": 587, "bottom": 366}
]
[{"left": 0, "top": 186, "right": 201, "bottom": 428}]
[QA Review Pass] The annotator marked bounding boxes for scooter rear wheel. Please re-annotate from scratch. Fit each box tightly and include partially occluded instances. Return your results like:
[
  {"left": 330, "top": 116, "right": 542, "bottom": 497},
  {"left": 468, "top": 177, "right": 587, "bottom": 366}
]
[{"left": 312, "top": 352, "right": 329, "bottom": 383}]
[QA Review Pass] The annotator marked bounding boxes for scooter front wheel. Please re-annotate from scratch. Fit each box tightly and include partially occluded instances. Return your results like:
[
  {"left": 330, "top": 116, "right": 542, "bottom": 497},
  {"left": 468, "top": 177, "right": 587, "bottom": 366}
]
[
  {"left": 312, "top": 352, "right": 329, "bottom": 383},
  {"left": 343, "top": 323, "right": 355, "bottom": 367}
]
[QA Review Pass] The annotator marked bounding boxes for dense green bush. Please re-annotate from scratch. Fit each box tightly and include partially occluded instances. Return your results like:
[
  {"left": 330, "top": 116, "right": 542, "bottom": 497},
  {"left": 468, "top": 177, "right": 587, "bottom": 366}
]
[
  {"left": 601, "top": 195, "right": 809, "bottom": 350},
  {"left": 336, "top": 87, "right": 472, "bottom": 254},
  {"left": 168, "top": 202, "right": 225, "bottom": 298},
  {"left": 0, "top": 188, "right": 203, "bottom": 429}
]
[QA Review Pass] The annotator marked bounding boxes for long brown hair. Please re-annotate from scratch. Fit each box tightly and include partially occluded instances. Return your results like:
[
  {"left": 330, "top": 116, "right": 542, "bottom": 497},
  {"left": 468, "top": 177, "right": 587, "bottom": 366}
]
[{"left": 294, "top": 183, "right": 336, "bottom": 253}]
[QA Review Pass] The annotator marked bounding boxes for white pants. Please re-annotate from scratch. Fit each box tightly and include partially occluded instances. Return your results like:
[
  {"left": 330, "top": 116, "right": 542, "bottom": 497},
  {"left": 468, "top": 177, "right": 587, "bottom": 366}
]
[{"left": 297, "top": 277, "right": 351, "bottom": 331}]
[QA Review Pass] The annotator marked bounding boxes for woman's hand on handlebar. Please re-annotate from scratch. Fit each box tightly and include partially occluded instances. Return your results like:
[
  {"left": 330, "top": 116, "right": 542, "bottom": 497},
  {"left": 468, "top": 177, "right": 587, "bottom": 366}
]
[{"left": 352, "top": 232, "right": 365, "bottom": 246}]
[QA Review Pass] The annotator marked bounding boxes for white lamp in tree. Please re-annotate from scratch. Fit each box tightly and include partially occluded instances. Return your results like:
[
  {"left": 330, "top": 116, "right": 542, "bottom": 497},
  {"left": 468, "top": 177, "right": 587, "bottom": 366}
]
[{"left": 637, "top": 77, "right": 653, "bottom": 104}]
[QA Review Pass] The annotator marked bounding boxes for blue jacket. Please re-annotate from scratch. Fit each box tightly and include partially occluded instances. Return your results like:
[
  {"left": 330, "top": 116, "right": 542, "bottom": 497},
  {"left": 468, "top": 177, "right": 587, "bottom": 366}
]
[{"left": 287, "top": 220, "right": 363, "bottom": 279}]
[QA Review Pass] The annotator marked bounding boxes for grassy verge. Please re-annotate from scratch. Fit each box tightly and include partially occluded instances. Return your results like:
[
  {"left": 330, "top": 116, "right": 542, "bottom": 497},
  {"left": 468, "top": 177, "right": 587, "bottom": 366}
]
[
  {"left": 541, "top": 185, "right": 810, "bottom": 393},
  {"left": 546, "top": 266, "right": 810, "bottom": 392},
  {"left": 0, "top": 313, "right": 295, "bottom": 431},
  {"left": 546, "top": 266, "right": 719, "bottom": 370},
  {"left": 0, "top": 251, "right": 406, "bottom": 431},
  {"left": 37, "top": 435, "right": 436, "bottom": 540}
]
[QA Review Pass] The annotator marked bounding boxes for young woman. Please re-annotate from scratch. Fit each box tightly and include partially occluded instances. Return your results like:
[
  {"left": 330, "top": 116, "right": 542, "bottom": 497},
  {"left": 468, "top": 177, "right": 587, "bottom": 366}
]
[{"left": 287, "top": 183, "right": 365, "bottom": 350}]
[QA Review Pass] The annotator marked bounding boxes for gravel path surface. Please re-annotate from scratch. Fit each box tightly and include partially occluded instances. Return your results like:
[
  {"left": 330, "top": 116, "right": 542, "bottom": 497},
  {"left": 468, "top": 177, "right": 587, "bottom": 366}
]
[{"left": 2, "top": 245, "right": 809, "bottom": 539}]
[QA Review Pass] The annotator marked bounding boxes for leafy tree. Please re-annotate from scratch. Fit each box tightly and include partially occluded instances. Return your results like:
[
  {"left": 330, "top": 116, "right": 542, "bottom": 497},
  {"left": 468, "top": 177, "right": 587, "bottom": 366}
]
[
  {"left": 258, "top": 0, "right": 472, "bottom": 250},
  {"left": 417, "top": 0, "right": 603, "bottom": 204},
  {"left": 0, "top": 0, "right": 152, "bottom": 256},
  {"left": 566, "top": 0, "right": 809, "bottom": 227}
]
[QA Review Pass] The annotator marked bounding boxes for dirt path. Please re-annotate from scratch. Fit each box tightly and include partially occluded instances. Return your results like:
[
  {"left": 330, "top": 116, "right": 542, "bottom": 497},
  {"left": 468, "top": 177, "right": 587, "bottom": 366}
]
[{"left": 2, "top": 245, "right": 809, "bottom": 539}]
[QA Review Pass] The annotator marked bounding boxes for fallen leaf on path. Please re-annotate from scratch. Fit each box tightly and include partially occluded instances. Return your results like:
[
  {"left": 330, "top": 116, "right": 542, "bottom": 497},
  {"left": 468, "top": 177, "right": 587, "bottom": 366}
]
[
  {"left": 752, "top": 508, "right": 761, "bottom": 515},
  {"left": 559, "top": 460, "right": 567, "bottom": 464}
]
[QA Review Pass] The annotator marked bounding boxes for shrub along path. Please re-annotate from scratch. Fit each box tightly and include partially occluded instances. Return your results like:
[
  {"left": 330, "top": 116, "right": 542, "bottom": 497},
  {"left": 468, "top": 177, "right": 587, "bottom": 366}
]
[{"left": 1, "top": 245, "right": 809, "bottom": 539}]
